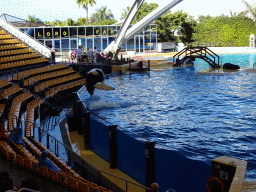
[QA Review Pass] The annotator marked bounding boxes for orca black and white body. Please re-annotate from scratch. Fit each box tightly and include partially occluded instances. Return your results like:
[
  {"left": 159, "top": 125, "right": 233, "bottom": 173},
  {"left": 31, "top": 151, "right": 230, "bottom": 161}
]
[{"left": 86, "top": 68, "right": 114, "bottom": 96}]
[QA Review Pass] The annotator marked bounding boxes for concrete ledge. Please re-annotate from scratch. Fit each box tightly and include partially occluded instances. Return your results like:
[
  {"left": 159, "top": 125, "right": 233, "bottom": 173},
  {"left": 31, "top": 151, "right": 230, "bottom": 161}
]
[{"left": 212, "top": 156, "right": 247, "bottom": 192}]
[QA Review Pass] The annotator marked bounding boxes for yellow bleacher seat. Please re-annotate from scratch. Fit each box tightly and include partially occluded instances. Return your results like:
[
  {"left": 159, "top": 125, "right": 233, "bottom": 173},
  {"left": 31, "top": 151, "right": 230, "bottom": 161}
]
[
  {"left": 59, "top": 172, "right": 68, "bottom": 187},
  {"left": 24, "top": 158, "right": 33, "bottom": 171},
  {"left": 78, "top": 180, "right": 90, "bottom": 192},
  {"left": 40, "top": 165, "right": 50, "bottom": 178},
  {"left": 68, "top": 176, "right": 79, "bottom": 191},
  {"left": 99, "top": 186, "right": 108, "bottom": 192},
  {"left": 49, "top": 169, "right": 59, "bottom": 182},
  {"left": 90, "top": 184, "right": 100, "bottom": 192},
  {"left": 33, "top": 161, "right": 40, "bottom": 174}
]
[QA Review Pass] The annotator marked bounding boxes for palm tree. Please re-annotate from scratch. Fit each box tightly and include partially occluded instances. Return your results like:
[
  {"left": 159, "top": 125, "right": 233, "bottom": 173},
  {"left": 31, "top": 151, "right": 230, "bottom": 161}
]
[
  {"left": 77, "top": 17, "right": 87, "bottom": 26},
  {"left": 67, "top": 18, "right": 76, "bottom": 26},
  {"left": 90, "top": 12, "right": 100, "bottom": 23},
  {"left": 96, "top": 6, "right": 114, "bottom": 21},
  {"left": 120, "top": 6, "right": 131, "bottom": 20},
  {"left": 76, "top": 0, "right": 96, "bottom": 25},
  {"left": 28, "top": 15, "right": 41, "bottom": 23}
]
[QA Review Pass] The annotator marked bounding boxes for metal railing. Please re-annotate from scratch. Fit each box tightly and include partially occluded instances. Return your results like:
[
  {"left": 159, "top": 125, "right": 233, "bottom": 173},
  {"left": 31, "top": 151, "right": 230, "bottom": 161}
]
[
  {"left": 8, "top": 113, "right": 150, "bottom": 192},
  {"left": 0, "top": 18, "right": 51, "bottom": 58}
]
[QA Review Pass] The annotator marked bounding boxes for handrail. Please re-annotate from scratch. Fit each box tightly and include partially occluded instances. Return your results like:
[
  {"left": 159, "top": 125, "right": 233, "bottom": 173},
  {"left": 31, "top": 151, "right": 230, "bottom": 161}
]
[
  {"left": 9, "top": 114, "right": 150, "bottom": 191},
  {"left": 172, "top": 47, "right": 187, "bottom": 63},
  {"left": 0, "top": 18, "right": 51, "bottom": 58},
  {"left": 173, "top": 47, "right": 220, "bottom": 67},
  {"left": 8, "top": 113, "right": 18, "bottom": 131},
  {"left": 5, "top": 80, "right": 149, "bottom": 191},
  {"left": 206, "top": 47, "right": 219, "bottom": 65}
]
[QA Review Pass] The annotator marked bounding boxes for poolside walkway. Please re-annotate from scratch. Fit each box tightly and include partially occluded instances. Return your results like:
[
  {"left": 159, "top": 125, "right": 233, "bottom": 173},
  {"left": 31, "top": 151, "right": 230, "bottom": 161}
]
[{"left": 68, "top": 130, "right": 147, "bottom": 192}]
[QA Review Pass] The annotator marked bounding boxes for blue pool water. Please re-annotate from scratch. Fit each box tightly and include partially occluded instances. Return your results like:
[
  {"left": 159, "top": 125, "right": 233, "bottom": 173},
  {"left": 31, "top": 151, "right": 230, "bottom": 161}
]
[{"left": 81, "top": 53, "right": 256, "bottom": 179}]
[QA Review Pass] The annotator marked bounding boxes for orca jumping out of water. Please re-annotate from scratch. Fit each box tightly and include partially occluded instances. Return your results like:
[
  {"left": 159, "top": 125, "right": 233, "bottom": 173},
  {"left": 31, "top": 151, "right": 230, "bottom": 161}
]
[{"left": 85, "top": 68, "right": 115, "bottom": 96}]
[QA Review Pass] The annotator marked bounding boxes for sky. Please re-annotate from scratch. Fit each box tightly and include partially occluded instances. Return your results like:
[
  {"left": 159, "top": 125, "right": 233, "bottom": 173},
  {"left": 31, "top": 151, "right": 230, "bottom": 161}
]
[{"left": 0, "top": 0, "right": 255, "bottom": 22}]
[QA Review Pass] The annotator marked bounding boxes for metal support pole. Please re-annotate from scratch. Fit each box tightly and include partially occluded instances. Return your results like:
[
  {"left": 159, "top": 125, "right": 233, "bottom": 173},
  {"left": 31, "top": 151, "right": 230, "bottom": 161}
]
[
  {"left": 47, "top": 133, "right": 49, "bottom": 149},
  {"left": 145, "top": 141, "right": 156, "bottom": 188},
  {"left": 56, "top": 141, "right": 59, "bottom": 157},
  {"left": 39, "top": 126, "right": 42, "bottom": 143},
  {"left": 83, "top": 111, "right": 91, "bottom": 150},
  {"left": 55, "top": 140, "right": 57, "bottom": 156},
  {"left": 98, "top": 170, "right": 101, "bottom": 185}
]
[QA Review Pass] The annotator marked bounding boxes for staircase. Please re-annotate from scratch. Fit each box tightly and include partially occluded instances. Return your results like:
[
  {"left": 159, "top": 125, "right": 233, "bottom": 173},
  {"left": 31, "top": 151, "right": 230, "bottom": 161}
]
[
  {"left": 0, "top": 18, "right": 51, "bottom": 59},
  {"left": 173, "top": 46, "right": 221, "bottom": 68}
]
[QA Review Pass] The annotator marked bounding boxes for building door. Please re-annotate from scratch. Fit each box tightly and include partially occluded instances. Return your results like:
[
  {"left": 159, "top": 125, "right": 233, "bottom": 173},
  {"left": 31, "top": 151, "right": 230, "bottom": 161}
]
[{"left": 134, "top": 35, "right": 144, "bottom": 54}]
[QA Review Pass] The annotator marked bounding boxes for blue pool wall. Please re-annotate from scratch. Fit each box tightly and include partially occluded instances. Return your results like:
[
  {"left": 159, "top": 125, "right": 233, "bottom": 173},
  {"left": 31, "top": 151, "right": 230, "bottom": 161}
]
[
  {"left": 116, "top": 129, "right": 146, "bottom": 185},
  {"left": 77, "top": 86, "right": 211, "bottom": 192},
  {"left": 90, "top": 113, "right": 147, "bottom": 185},
  {"left": 90, "top": 114, "right": 110, "bottom": 162},
  {"left": 155, "top": 147, "right": 211, "bottom": 192}
]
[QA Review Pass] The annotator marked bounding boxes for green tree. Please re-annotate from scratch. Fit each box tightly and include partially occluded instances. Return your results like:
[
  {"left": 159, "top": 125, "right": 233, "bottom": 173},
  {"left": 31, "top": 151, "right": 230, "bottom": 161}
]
[
  {"left": 156, "top": 10, "right": 196, "bottom": 43},
  {"left": 242, "top": 0, "right": 256, "bottom": 20},
  {"left": 120, "top": 6, "right": 131, "bottom": 20},
  {"left": 28, "top": 15, "right": 42, "bottom": 23},
  {"left": 135, "top": 2, "right": 158, "bottom": 23},
  {"left": 192, "top": 15, "right": 256, "bottom": 46},
  {"left": 76, "top": 0, "right": 96, "bottom": 25},
  {"left": 67, "top": 18, "right": 76, "bottom": 26},
  {"left": 97, "top": 6, "right": 114, "bottom": 20},
  {"left": 90, "top": 19, "right": 117, "bottom": 25},
  {"left": 90, "top": 12, "right": 100, "bottom": 23},
  {"left": 77, "top": 17, "right": 87, "bottom": 26},
  {"left": 90, "top": 6, "right": 115, "bottom": 23}
]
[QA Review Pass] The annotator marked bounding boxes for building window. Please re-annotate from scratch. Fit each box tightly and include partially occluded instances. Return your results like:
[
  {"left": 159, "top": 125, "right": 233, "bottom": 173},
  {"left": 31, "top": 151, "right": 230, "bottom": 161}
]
[
  {"left": 70, "top": 27, "right": 77, "bottom": 38},
  {"left": 108, "top": 26, "right": 116, "bottom": 37},
  {"left": 78, "top": 27, "right": 85, "bottom": 37},
  {"left": 94, "top": 26, "right": 101, "bottom": 37},
  {"left": 44, "top": 28, "right": 52, "bottom": 39},
  {"left": 86, "top": 27, "right": 93, "bottom": 37},
  {"left": 53, "top": 28, "right": 60, "bottom": 39},
  {"left": 61, "top": 39, "right": 69, "bottom": 52},
  {"left": 61, "top": 28, "right": 69, "bottom": 38},
  {"left": 35, "top": 28, "right": 44, "bottom": 39}
]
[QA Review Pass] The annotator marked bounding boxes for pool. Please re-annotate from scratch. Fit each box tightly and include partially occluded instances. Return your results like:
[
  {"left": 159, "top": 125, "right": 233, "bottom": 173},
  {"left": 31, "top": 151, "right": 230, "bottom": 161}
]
[{"left": 81, "top": 53, "right": 256, "bottom": 179}]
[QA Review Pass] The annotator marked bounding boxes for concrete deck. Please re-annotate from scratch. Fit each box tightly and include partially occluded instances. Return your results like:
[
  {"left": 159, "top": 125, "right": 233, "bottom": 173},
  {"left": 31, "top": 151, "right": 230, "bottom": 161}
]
[{"left": 69, "top": 130, "right": 147, "bottom": 192}]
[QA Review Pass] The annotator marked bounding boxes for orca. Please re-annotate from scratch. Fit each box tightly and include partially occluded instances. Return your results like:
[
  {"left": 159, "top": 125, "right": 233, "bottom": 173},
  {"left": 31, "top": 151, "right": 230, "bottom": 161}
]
[
  {"left": 86, "top": 68, "right": 115, "bottom": 96},
  {"left": 223, "top": 63, "right": 240, "bottom": 69}
]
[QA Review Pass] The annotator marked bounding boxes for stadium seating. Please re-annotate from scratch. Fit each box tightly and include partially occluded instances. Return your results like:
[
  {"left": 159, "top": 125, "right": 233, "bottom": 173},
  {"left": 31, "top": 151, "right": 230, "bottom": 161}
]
[{"left": 0, "top": 27, "right": 115, "bottom": 192}]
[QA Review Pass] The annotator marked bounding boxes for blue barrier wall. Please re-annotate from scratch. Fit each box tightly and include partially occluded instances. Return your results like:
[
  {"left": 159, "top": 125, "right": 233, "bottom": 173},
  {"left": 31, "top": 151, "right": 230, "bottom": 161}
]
[
  {"left": 117, "top": 130, "right": 146, "bottom": 185},
  {"left": 90, "top": 114, "right": 110, "bottom": 162},
  {"left": 155, "top": 147, "right": 211, "bottom": 192}
]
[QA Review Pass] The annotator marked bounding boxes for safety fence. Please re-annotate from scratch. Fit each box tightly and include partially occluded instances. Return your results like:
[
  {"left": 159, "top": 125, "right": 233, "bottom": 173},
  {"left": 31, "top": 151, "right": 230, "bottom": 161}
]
[
  {"left": 8, "top": 112, "right": 150, "bottom": 192},
  {"left": 7, "top": 84, "right": 212, "bottom": 192},
  {"left": 74, "top": 88, "right": 211, "bottom": 192}
]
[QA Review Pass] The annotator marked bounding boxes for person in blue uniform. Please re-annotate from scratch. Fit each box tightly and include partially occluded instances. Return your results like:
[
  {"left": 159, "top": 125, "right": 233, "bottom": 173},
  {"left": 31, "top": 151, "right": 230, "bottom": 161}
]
[
  {"left": 8, "top": 127, "right": 25, "bottom": 147},
  {"left": 39, "top": 150, "right": 60, "bottom": 173}
]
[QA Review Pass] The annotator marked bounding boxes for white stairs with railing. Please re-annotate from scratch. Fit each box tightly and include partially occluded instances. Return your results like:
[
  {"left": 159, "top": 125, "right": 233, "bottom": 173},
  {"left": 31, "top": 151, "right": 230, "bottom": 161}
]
[{"left": 0, "top": 18, "right": 52, "bottom": 59}]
